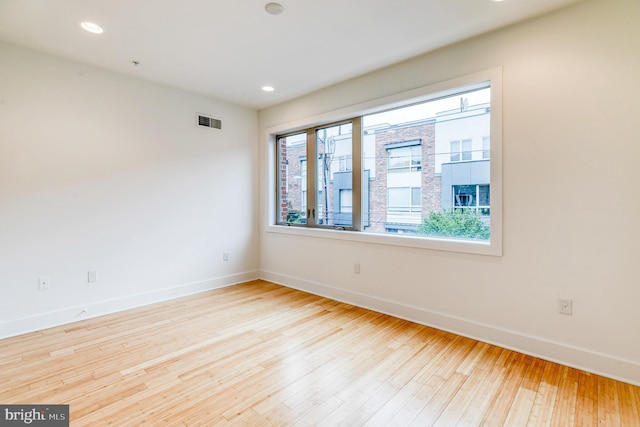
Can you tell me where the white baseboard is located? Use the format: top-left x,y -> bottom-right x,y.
0,270 -> 259,340
260,270 -> 640,386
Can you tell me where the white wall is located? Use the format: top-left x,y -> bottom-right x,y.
0,42 -> 259,337
259,0 -> 640,384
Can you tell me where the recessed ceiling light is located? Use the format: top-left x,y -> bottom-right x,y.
262,86 -> 275,92
80,22 -> 104,34
265,3 -> 284,15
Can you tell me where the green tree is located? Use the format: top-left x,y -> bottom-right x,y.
417,209 -> 490,240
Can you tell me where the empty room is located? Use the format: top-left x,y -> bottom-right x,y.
1,0 -> 639,425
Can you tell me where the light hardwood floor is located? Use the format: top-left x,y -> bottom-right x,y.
1,280 -> 639,426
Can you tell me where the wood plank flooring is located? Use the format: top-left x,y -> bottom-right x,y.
1,280 -> 639,426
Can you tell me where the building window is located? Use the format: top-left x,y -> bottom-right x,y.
388,187 -> 421,212
482,136 -> 490,159
338,155 -> 352,172
340,189 -> 353,213
388,145 -> 421,173
272,69 -> 502,255
453,184 -> 490,215
450,139 -> 472,162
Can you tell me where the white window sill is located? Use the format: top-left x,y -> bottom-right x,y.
266,224 -> 502,257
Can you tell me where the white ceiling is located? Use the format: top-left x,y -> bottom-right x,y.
0,0 -> 581,109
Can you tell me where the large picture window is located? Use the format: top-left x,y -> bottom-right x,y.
271,69 -> 502,255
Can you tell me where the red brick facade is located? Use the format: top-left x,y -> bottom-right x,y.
367,121 -> 439,233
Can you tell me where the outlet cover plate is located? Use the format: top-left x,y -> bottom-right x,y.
558,298 -> 573,315
38,277 -> 50,291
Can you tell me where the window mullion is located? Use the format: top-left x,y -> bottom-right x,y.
352,117 -> 362,231
306,129 -> 317,227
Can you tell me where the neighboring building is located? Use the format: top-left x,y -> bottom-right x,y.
278,99 -> 491,233
435,102 -> 491,219
364,120 -> 438,233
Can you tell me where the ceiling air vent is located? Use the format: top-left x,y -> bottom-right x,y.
197,114 -> 222,130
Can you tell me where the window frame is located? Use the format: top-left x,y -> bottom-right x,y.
266,68 -> 502,256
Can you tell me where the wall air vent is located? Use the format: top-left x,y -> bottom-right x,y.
197,114 -> 222,130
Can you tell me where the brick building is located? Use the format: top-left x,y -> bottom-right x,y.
364,120 -> 439,233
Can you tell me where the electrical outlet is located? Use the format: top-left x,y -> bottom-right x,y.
558,298 -> 573,315
223,252 -> 229,262
88,270 -> 97,283
354,263 -> 360,274
38,277 -> 50,291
